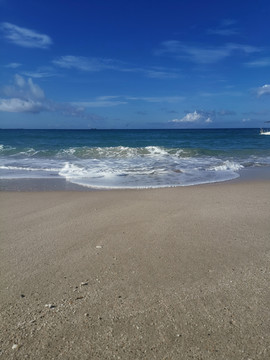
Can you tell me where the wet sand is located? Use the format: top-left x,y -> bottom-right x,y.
0,181 -> 270,359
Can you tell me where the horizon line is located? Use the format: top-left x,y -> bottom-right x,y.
0,127 -> 262,131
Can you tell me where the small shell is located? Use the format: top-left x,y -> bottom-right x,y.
45,304 -> 56,309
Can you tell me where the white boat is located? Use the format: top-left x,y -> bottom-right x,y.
260,128 -> 270,135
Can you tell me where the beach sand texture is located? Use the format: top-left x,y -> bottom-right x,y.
0,182 -> 270,359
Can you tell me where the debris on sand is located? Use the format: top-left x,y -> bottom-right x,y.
45,304 -> 56,309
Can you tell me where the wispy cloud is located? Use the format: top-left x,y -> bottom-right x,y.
199,90 -> 243,97
5,62 -> 22,68
256,84 -> 270,97
156,41 -> 260,64
245,57 -> 270,67
52,56 -> 118,71
21,66 -> 58,78
242,110 -> 268,116
0,75 -> 102,122
73,95 -> 185,108
136,111 -> 147,115
72,99 -> 128,108
53,55 -> 180,79
143,69 -> 179,79
21,71 -> 56,78
4,62 -> 57,78
220,19 -> 237,27
121,66 -> 180,79
207,19 -> 239,36
126,95 -> 185,103
1,22 -> 52,49
217,110 -> 236,116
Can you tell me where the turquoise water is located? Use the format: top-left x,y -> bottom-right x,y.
0,129 -> 269,188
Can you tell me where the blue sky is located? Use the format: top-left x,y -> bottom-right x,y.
1,0 -> 270,129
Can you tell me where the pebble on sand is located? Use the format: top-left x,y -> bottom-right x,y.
45,304 -> 56,309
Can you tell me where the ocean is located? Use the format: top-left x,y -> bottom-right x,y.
0,128 -> 269,189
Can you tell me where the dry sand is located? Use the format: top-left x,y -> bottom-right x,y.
0,181 -> 270,359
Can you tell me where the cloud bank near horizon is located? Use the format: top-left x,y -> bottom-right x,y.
0,75 -> 103,122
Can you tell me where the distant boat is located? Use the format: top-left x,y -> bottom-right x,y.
260,128 -> 270,135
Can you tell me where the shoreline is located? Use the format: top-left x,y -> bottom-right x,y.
1,180 -> 270,359
0,165 -> 270,192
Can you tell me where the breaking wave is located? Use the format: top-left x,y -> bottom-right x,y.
1,141 -> 270,188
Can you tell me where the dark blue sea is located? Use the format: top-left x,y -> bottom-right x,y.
0,129 -> 269,189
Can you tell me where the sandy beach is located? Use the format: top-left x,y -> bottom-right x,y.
1,181 -> 270,359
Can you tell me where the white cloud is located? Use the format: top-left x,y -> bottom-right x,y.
3,74 -> 45,100
170,110 -> 216,124
0,98 -> 44,113
27,78 -> 45,99
0,75 -> 103,121
0,75 -> 47,113
256,84 -> 270,97
14,73 -> 26,88
1,22 -> 52,49
171,111 -> 202,123
156,41 -> 260,64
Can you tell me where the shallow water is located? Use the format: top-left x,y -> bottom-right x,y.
0,129 -> 269,188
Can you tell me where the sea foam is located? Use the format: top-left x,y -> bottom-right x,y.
1,129 -> 270,188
